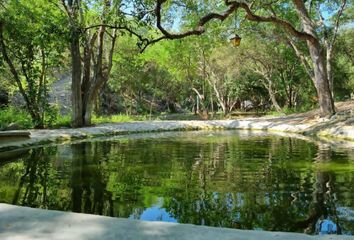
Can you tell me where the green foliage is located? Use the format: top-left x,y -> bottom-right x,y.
0,0 -> 67,128
92,114 -> 147,124
39,104 -> 71,128
0,106 -> 34,129
333,28 -> 354,100
50,114 -> 72,129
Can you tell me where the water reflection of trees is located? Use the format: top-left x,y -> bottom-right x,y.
1,135 -> 353,234
9,147 -> 66,209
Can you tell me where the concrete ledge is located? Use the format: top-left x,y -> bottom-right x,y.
0,131 -> 30,137
0,204 -> 352,240
0,119 -> 353,153
0,131 -> 30,145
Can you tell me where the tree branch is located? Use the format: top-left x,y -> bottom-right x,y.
287,37 -> 314,81
84,23 -> 166,53
330,0 -> 347,48
154,0 -> 315,44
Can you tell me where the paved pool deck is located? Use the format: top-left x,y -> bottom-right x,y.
0,204 -> 353,240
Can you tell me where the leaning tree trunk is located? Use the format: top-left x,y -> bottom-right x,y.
293,0 -> 335,117
307,40 -> 335,117
269,91 -> 283,113
262,77 -> 283,113
206,75 -> 227,115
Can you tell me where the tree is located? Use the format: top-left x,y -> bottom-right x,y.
203,46 -> 246,115
0,0 -> 66,128
61,0 -> 118,126
331,28 -> 354,99
151,0 -> 350,117
61,0 -> 163,126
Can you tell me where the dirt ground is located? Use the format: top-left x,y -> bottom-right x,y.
261,100 -> 354,126
294,100 -> 353,119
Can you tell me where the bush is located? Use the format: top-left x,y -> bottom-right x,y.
0,107 -> 34,130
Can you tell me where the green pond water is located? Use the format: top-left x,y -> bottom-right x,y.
0,130 -> 353,234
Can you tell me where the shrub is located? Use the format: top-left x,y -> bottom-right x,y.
0,107 -> 34,130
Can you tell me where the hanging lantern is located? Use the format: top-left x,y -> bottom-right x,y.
229,34 -> 242,47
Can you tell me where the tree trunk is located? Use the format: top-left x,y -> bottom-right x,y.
210,90 -> 214,114
83,98 -> 93,126
149,93 -> 155,120
270,92 -> 282,113
67,2 -> 113,127
307,40 -> 335,116
326,44 -> 334,97
265,82 -> 283,113
71,29 -> 83,127
293,0 -> 335,117
205,75 -> 227,115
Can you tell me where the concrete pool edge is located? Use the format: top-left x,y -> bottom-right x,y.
0,203 -> 353,240
0,119 -> 354,153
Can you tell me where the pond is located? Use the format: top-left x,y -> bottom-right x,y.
0,130 -> 353,235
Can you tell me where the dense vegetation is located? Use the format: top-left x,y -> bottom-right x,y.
0,0 -> 353,129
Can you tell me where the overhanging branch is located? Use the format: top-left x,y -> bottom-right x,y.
154,0 -> 316,43
84,24 -> 165,53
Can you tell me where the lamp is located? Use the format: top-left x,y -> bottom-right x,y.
229,34 -> 241,47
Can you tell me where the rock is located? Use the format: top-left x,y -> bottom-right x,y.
5,123 -> 20,130
0,88 -> 8,107
345,117 -> 354,125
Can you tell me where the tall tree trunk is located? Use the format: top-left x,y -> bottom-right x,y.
82,26 -> 105,126
326,44 -> 334,97
71,28 -> 83,127
205,73 -> 227,115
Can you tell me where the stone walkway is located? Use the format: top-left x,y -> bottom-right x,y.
0,204 -> 353,240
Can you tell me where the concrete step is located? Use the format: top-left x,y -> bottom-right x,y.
0,204 -> 352,240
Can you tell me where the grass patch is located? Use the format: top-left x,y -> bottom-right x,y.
0,107 -> 34,130
92,114 -> 148,124
0,107 -> 149,130
50,114 -> 148,128
50,114 -> 71,128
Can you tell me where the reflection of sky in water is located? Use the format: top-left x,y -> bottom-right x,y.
129,197 -> 177,223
